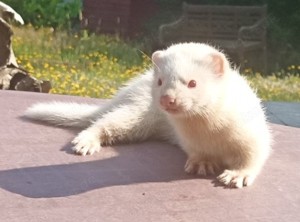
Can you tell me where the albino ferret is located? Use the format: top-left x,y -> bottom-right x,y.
25,43 -> 272,188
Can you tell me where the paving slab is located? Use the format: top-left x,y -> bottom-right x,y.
0,90 -> 300,222
264,101 -> 300,128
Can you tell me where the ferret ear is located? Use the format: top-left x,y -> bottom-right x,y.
209,52 -> 230,75
152,50 -> 164,66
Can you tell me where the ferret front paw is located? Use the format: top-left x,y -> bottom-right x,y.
185,159 -> 218,176
217,169 -> 256,188
71,130 -> 101,156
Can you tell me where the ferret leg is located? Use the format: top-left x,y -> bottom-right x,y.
217,169 -> 257,188
217,149 -> 268,188
72,105 -> 150,155
184,155 -> 219,176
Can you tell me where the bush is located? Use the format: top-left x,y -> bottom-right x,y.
2,0 -> 82,29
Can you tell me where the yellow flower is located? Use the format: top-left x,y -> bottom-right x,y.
70,68 -> 77,74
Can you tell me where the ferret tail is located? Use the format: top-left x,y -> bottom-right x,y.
24,102 -> 100,128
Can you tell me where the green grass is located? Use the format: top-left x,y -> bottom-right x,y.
12,26 -> 300,101
247,73 -> 300,101
13,26 -> 149,98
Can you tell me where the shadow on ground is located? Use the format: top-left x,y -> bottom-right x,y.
0,142 -> 208,198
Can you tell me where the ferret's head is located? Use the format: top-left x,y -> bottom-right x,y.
151,42 -> 231,118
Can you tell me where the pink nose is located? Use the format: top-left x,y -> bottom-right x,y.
160,95 -> 176,108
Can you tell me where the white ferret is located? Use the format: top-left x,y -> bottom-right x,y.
24,43 -> 272,188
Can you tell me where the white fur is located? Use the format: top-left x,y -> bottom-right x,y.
24,43 -> 272,188
24,102 -> 99,127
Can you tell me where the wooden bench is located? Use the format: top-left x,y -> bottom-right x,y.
159,3 -> 267,73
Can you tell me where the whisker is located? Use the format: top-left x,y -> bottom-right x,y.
137,48 -> 161,71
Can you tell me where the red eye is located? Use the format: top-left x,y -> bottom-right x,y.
188,80 -> 197,88
158,78 -> 162,86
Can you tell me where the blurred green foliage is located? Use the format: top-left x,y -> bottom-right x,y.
2,0 -> 82,29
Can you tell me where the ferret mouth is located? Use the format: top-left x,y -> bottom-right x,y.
164,107 -> 181,115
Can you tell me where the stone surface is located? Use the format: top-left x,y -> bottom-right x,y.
264,101 -> 300,128
0,90 -> 299,222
